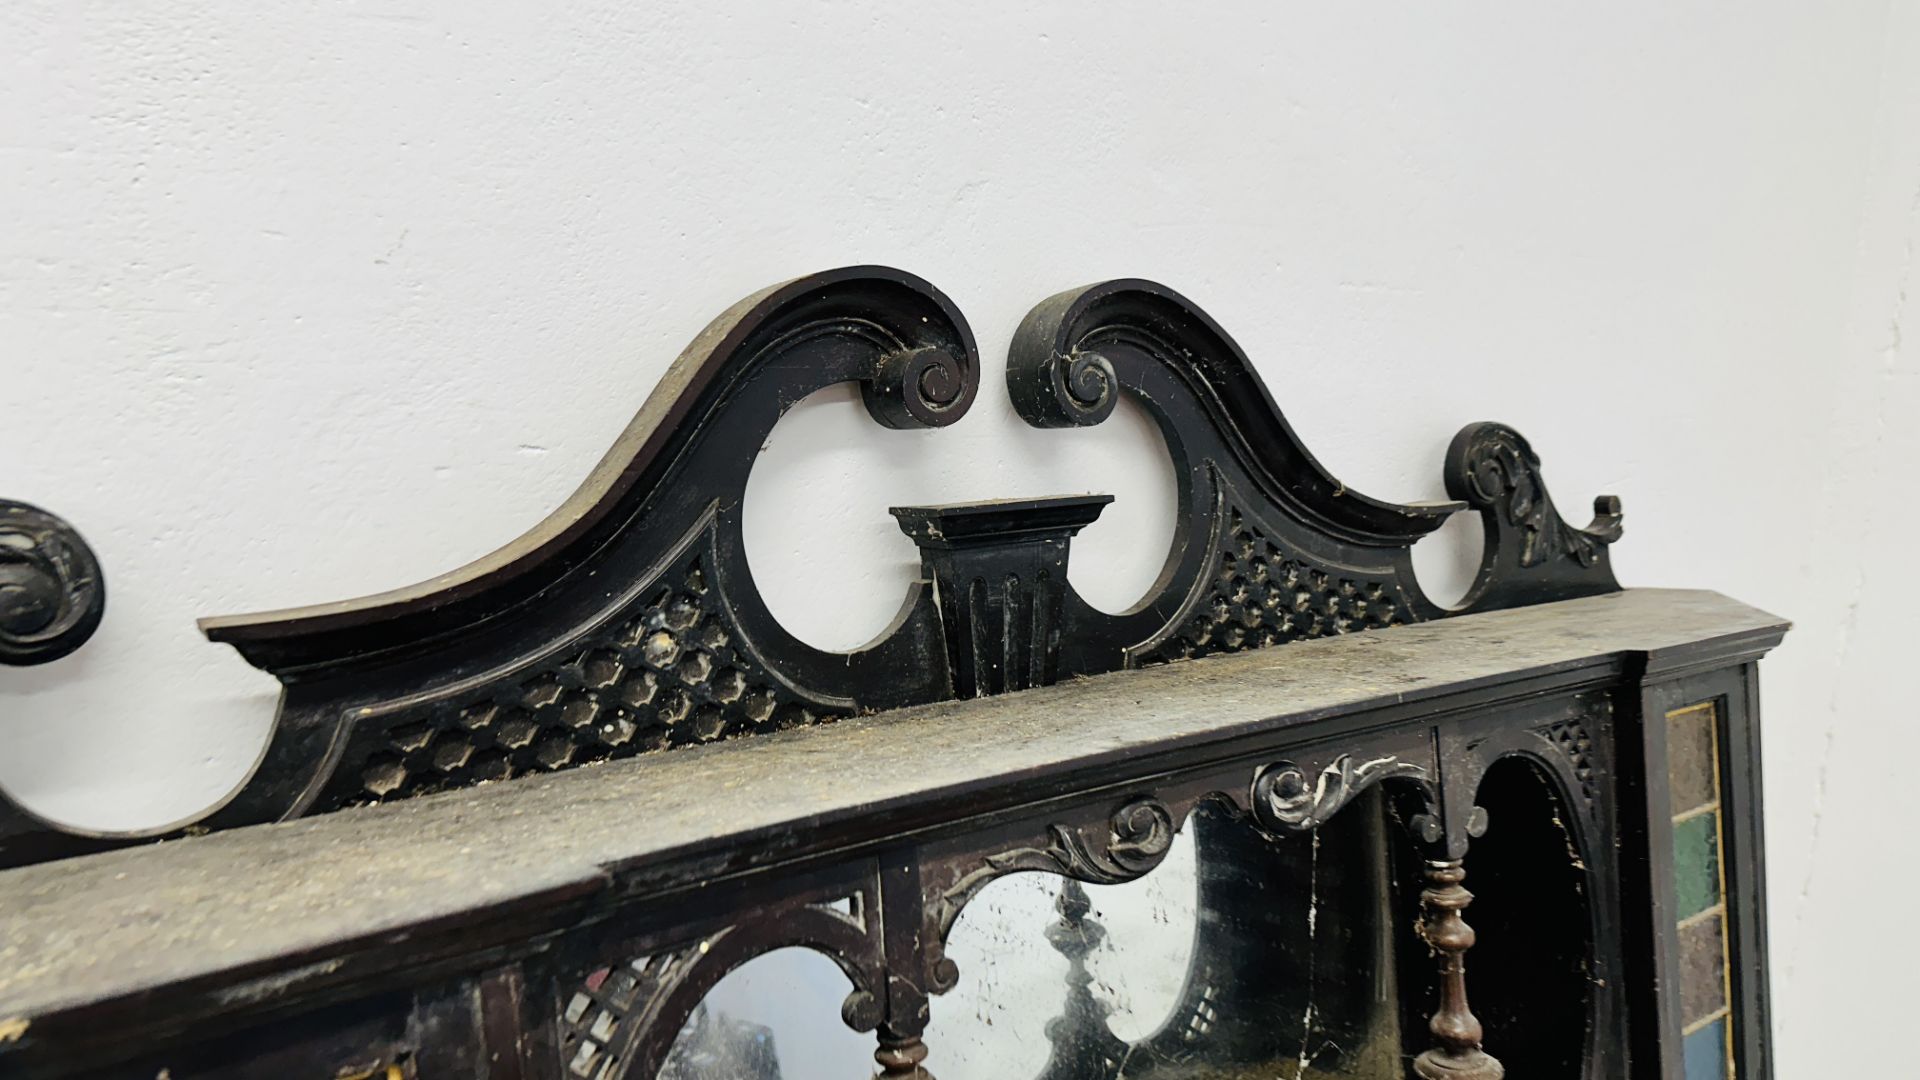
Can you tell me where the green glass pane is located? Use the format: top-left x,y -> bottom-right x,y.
1673,811 -> 1722,919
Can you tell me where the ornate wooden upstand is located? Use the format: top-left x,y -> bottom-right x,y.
0,267 -> 1785,1078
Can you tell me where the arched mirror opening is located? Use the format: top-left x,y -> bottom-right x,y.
930,792 -> 1417,1080
927,817 -> 1198,1079
656,947 -> 872,1080
741,385 -> 1179,652
1390,758 -> 1593,1080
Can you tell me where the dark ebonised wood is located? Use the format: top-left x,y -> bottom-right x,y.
0,269 -> 1776,1080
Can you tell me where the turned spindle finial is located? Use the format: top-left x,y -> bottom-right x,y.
1412,859 -> 1504,1080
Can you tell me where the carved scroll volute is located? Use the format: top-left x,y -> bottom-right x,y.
202,266 -> 980,674
1005,279 -> 1468,676
1445,421 -> 1623,615
0,268 -> 985,869
1008,279 -> 1461,549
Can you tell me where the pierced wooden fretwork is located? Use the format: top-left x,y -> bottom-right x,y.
559,947 -> 708,1080
1542,717 -> 1601,810
1135,500 -> 1414,665
330,523 -> 849,810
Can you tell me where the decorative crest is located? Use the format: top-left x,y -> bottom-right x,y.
0,269 -> 1622,868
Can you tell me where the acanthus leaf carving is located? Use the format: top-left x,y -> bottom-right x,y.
1251,754 -> 1429,832
932,796 -> 1176,944
1445,421 -> 1623,614
924,797 -> 1175,997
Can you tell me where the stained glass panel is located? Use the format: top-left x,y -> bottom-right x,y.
1668,703 -> 1734,1080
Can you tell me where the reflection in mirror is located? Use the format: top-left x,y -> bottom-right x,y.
928,815 -> 1199,1077
651,782 -> 1586,1079
933,791 -> 1410,1079
658,946 -> 870,1080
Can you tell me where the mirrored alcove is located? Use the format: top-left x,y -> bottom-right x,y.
656,947 -> 872,1080
922,810 -> 1200,1078
644,769 -> 1596,1080
929,793 -> 1411,1080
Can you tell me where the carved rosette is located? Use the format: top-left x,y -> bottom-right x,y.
865,342 -> 979,429
0,500 -> 105,666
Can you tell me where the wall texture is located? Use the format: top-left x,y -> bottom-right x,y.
5,3 -> 1915,1073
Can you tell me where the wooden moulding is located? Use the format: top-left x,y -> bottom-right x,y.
0,589 -> 1784,1070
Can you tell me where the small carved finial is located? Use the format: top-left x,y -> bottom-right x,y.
1412,860 -> 1504,1080
891,495 -> 1113,698
1444,421 -> 1622,613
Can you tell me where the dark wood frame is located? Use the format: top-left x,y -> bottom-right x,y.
1626,660 -> 1776,1080
0,268 -> 1785,1080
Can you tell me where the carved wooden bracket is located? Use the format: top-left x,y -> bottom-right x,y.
0,267 -> 1624,869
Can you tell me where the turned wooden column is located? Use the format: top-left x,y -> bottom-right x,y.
1412,859 -> 1504,1080
874,1029 -> 933,1079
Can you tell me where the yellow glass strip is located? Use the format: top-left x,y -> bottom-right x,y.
1683,1005 -> 1731,1037
1673,799 -> 1721,826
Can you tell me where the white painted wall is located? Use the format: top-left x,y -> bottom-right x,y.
5,3 -> 1915,1074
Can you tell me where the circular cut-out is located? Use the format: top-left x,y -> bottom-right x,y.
742,384 -> 1179,652
1412,506 -> 1485,611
